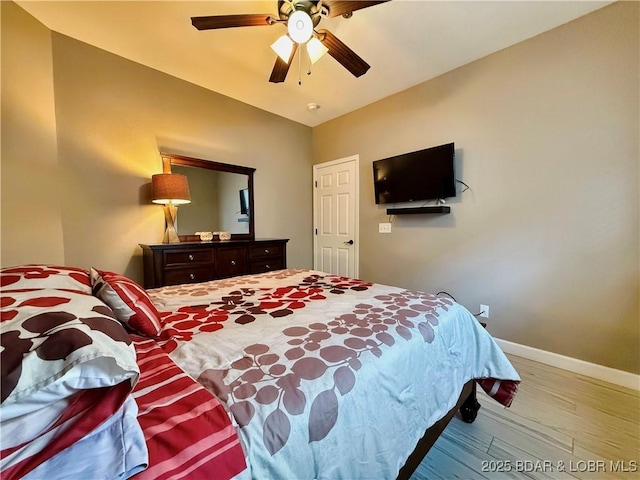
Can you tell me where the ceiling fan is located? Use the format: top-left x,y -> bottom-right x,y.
191,0 -> 390,83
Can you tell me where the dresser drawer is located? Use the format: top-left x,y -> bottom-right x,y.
216,248 -> 248,278
163,249 -> 214,266
140,240 -> 288,289
163,266 -> 216,286
249,244 -> 283,259
249,258 -> 284,274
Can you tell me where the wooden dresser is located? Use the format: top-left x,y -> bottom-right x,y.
140,239 -> 288,289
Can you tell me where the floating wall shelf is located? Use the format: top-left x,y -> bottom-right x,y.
386,206 -> 451,215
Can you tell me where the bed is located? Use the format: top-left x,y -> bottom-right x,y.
1,265 -> 519,479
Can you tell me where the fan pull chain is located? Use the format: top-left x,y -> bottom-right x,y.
298,46 -> 302,85
297,42 -> 314,85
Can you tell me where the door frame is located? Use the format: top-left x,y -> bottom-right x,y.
312,155 -> 360,278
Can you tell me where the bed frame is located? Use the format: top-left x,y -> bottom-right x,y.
397,380 -> 479,479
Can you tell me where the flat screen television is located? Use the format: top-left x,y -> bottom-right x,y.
239,188 -> 249,215
372,142 -> 456,204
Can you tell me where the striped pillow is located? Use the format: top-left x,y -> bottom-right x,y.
91,268 -> 162,337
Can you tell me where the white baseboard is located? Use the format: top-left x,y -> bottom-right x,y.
495,338 -> 640,391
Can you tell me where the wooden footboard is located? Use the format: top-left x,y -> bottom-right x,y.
397,380 -> 475,480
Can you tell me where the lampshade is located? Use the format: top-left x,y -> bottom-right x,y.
288,10 -> 313,44
152,173 -> 191,205
307,37 -> 328,64
271,34 -> 295,62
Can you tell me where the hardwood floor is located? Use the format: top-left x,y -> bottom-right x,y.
412,354 -> 640,479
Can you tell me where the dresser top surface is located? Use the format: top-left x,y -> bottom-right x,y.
140,238 -> 289,250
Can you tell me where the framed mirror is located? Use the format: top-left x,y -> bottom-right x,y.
161,153 -> 255,241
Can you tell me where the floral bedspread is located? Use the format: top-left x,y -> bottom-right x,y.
149,269 -> 520,480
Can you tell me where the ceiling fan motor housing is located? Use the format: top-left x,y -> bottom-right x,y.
278,0 -> 323,27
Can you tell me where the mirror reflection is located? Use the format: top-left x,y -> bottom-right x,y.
171,165 -> 249,236
160,152 -> 255,241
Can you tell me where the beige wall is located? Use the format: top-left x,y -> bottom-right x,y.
1,2 -> 314,282
1,2 -> 65,264
313,2 -> 639,374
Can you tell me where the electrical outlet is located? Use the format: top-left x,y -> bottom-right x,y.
480,304 -> 490,318
379,223 -> 392,233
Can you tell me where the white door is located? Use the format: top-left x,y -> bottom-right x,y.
313,155 -> 359,277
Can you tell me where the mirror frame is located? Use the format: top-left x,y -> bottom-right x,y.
160,152 -> 256,241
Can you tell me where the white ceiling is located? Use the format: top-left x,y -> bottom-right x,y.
16,0 -> 611,127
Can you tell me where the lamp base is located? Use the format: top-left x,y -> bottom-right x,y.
162,204 -> 180,244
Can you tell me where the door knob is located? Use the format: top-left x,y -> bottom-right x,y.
344,240 -> 354,245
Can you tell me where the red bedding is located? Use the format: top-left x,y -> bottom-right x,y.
0,383 -> 132,480
1,265 -> 519,479
130,336 -> 246,480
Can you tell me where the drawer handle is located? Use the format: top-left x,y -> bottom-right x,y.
189,273 -> 195,280
264,249 -> 270,254
265,264 -> 270,269
188,254 -> 195,261
231,260 -> 236,266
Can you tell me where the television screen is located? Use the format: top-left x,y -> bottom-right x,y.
373,142 -> 455,204
239,188 -> 249,215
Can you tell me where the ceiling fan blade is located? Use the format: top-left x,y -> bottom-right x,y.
269,43 -> 299,83
318,29 -> 370,78
321,1 -> 390,18
191,14 -> 274,30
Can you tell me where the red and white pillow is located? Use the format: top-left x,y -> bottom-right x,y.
0,265 -> 91,294
0,288 -> 138,406
90,268 -> 162,337
0,287 -> 140,478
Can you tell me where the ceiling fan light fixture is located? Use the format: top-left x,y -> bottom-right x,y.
307,37 -> 328,64
287,10 -> 313,44
271,34 -> 294,62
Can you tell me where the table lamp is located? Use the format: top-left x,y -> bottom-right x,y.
152,173 -> 191,243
